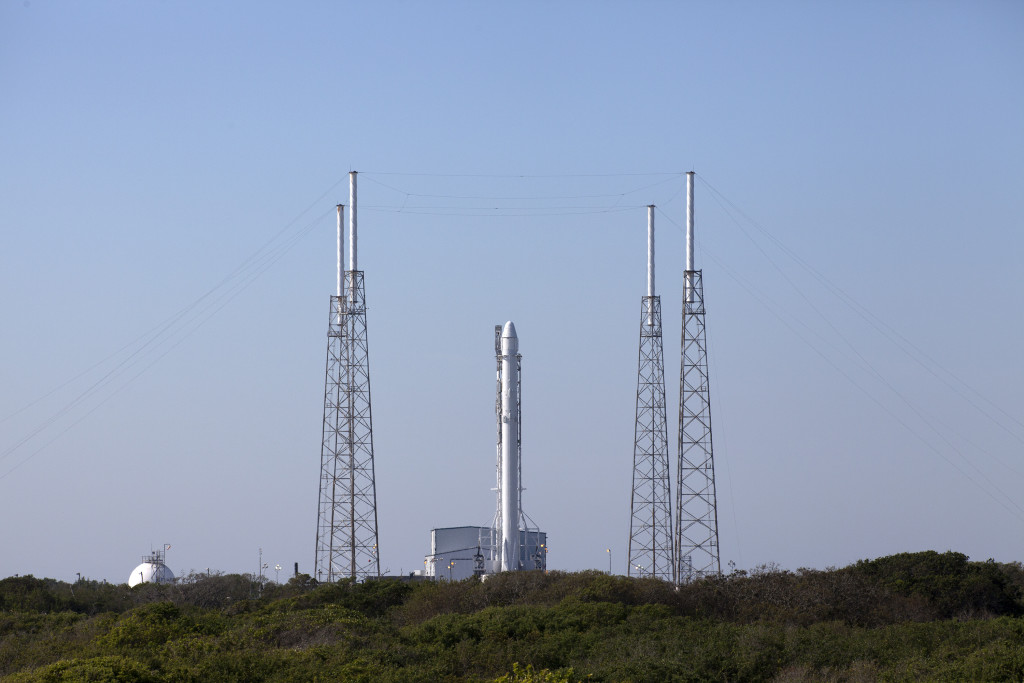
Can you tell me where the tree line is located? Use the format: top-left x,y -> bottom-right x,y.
1,551 -> 1022,681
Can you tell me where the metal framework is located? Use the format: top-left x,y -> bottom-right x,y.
628,295 -> 674,580
675,269 -> 721,582
315,271 -> 380,582
492,325 -> 545,572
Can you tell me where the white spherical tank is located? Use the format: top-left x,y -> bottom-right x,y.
128,550 -> 174,587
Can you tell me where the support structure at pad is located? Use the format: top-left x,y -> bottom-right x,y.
628,206 -> 674,581
675,173 -> 720,583
315,175 -> 381,582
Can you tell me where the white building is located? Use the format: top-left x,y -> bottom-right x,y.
423,526 -> 547,581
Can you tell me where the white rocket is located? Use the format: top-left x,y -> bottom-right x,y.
498,320 -> 521,571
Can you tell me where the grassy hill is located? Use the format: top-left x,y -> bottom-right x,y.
2,551 -> 1022,682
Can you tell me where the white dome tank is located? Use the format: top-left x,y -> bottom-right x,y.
128,550 -> 175,587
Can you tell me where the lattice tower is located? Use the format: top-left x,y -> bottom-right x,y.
675,268 -> 721,582
315,272 -> 380,581
628,294 -> 674,580
315,183 -> 380,583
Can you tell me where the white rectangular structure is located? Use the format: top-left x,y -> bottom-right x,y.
424,526 -> 547,581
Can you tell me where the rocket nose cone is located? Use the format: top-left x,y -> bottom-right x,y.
502,321 -> 517,339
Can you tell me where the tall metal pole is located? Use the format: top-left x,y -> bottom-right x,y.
336,205 -> 344,299
348,326 -> 357,579
349,172 -> 358,273
676,172 -> 721,583
349,172 -> 358,306
346,175 -> 357,578
685,172 -> 695,304
493,326 -> 504,568
315,170 -> 380,583
647,205 -> 655,326
648,205 -> 655,298
629,206 -> 673,581
686,173 -> 694,273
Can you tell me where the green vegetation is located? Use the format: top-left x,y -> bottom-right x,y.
1,552 -> 1022,681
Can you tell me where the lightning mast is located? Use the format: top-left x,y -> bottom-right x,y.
315,171 -> 381,582
675,171 -> 721,582
628,206 -> 674,580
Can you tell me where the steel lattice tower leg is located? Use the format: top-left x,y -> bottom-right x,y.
315,271 -> 380,582
675,269 -> 721,582
628,295 -> 674,581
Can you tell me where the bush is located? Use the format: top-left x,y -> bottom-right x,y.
6,655 -> 161,682
4,552 -> 1024,681
851,551 -> 1023,619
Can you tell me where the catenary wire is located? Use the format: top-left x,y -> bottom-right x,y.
0,196 -> 336,474
697,188 -> 1024,496
704,187 -> 1024,493
359,171 -> 684,178
697,175 -> 1024,443
361,173 -> 680,201
656,204 -> 1024,522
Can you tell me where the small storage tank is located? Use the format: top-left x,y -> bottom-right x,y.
128,549 -> 174,587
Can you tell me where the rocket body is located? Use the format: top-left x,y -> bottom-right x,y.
499,321 -> 521,571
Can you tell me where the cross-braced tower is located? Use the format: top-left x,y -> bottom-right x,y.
675,172 -> 721,583
628,206 -> 674,581
315,172 -> 381,582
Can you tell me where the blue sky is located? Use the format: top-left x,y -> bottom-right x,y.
1,1 -> 1022,582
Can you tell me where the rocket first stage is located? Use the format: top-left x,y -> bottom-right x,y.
420,321 -> 545,580
499,321 -> 521,571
